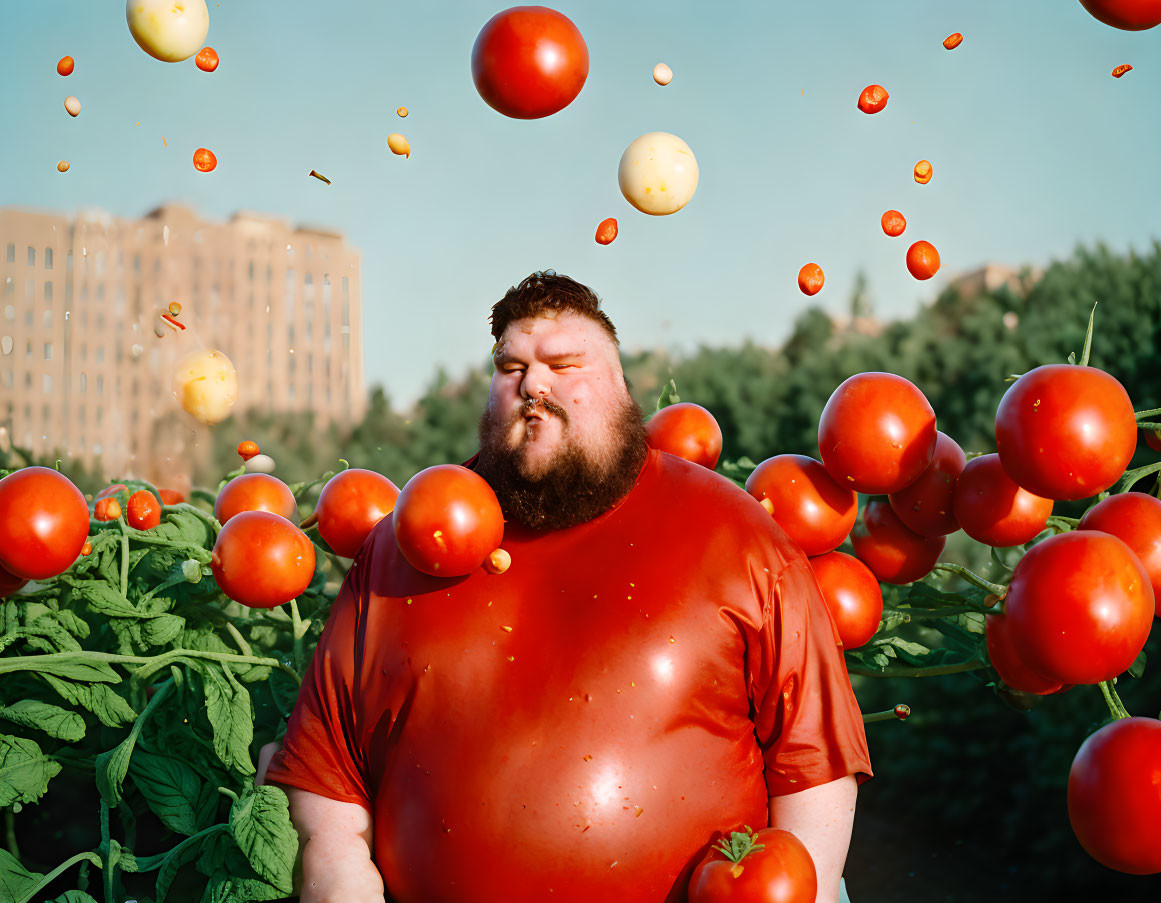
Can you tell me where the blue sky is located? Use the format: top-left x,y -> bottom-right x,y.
2,1 -> 1160,408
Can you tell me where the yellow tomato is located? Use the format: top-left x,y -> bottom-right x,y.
126,0 -> 210,63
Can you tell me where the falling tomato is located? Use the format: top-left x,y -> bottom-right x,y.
798,262 -> 825,296
57,55 -> 74,76
594,217 -> 618,245
471,6 -> 589,119
195,46 -> 219,72
1079,0 -> 1161,30
906,240 -> 941,280
881,210 -> 906,237
1112,63 -> 1133,77
857,84 -> 889,114
57,161 -> 70,173
193,147 -> 217,172
943,32 -> 964,49
914,159 -> 933,184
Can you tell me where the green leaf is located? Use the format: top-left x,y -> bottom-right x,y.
202,667 -> 256,775
130,750 -> 219,836
0,652 -> 122,684
0,700 -> 86,742
1128,649 -> 1147,679
141,614 -> 186,648
0,733 -> 62,806
41,676 -> 138,727
267,670 -> 299,719
95,735 -> 137,807
228,785 -> 298,894
51,890 -> 100,903
1079,301 -> 1098,367
71,579 -> 142,618
654,377 -> 680,411
204,874 -> 286,903
0,848 -> 43,903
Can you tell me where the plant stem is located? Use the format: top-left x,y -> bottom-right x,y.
847,659 -> 989,679
118,521 -> 129,599
930,563 -> 1007,597
0,648 -> 301,686
1134,407 -> 1161,420
224,621 -> 253,657
885,605 -> 997,623
1098,680 -> 1131,720
14,850 -> 104,903
290,597 -> 306,675
4,806 -> 17,859
863,707 -> 909,723
217,786 -> 240,802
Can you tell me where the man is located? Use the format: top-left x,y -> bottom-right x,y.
263,271 -> 872,903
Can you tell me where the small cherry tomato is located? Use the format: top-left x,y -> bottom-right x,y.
595,217 -> 618,245
158,488 -> 186,505
80,541 -> 92,557
57,56 -> 75,76
887,431 -> 966,537
851,500 -> 945,585
193,147 -> 217,172
906,240 -> 941,280
797,262 -> 825,296
913,159 -> 933,184
943,33 -> 964,50
645,403 -> 723,469
689,825 -> 817,903
808,550 -> 883,649
195,46 -> 219,71
952,453 -> 1053,547
237,440 -> 260,461
95,497 -> 122,521
126,490 -> 162,530
1145,429 -> 1161,453
57,161 -> 70,173
857,84 -> 889,114
881,209 -> 906,237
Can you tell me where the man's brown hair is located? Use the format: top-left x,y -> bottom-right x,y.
489,270 -> 619,345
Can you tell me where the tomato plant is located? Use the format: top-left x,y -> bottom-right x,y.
689,825 -> 817,903
0,466 -> 90,580
1078,491 -> 1161,616
646,402 -> 723,469
313,468 -> 400,559
1079,0 -> 1161,30
211,510 -> 317,608
393,464 -> 505,576
745,454 -> 856,556
1144,428 -> 1161,453
887,430 -> 965,537
995,364 -> 1137,500
1068,717 -> 1161,875
952,453 -> 1053,547
213,472 -> 298,525
850,500 -> 945,585
809,551 -> 883,649
818,372 -> 937,494
1004,531 -> 1153,685
471,6 -> 589,119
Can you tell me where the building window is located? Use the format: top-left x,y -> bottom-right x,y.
25,311 -> 32,328
94,443 -> 102,455
43,311 -> 52,329
27,246 -> 35,267
0,336 -> 10,355
66,250 -> 73,270
133,254 -> 140,273
96,375 -> 103,395
97,347 -> 105,363
5,243 -> 13,263
44,281 -> 53,303
25,340 -> 31,357
43,374 -> 52,393
97,284 -> 105,302
3,305 -> 13,321
44,342 -> 52,359
44,248 -> 54,270
4,279 -> 12,298
79,372 -> 86,393
1,370 -> 11,388
25,281 -> 33,302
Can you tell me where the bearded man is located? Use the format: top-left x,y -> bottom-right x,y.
263,271 -> 872,903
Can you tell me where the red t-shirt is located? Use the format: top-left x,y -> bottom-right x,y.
265,446 -> 872,902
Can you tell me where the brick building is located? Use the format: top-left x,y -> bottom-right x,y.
0,203 -> 365,488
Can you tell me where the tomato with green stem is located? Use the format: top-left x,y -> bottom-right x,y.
0,466 -> 90,580
211,511 -> 316,608
688,825 -> 817,903
647,402 -> 723,470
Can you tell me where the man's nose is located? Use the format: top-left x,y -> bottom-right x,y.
520,364 -> 551,400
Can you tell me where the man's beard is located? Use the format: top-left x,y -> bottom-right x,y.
475,394 -> 649,531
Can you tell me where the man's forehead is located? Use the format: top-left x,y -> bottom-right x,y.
495,313 -> 613,355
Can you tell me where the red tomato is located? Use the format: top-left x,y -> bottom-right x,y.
797,263 -> 824,296
0,562 -> 29,599
818,372 -> 937,494
646,403 -> 723,470
984,613 -> 1064,695
745,455 -> 856,556
315,468 -> 401,559
158,488 -> 185,505
689,826 -> 817,903
214,473 -> 298,526
594,217 -> 618,245
0,467 -> 90,580
887,431 -> 965,537
808,551 -> 883,649
952,453 -> 1053,547
1079,492 -> 1161,617
195,46 -> 219,71
126,490 -> 162,531
1069,717 -> 1161,875
94,498 -> 121,521
393,465 -> 505,577
1079,0 -> 1161,30
57,55 -> 74,76
1144,429 -> 1161,453
471,6 -> 589,119
211,511 -> 316,608
881,210 -> 906,237
1005,531 -> 1153,685
995,364 -> 1136,500
905,240 -> 941,280
193,147 -> 217,173
857,84 -> 889,114
851,500 -> 945,585
237,440 -> 260,461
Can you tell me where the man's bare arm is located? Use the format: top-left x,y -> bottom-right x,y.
768,774 -> 858,903
269,783 -> 386,903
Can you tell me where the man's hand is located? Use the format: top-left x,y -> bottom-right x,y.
268,781 -> 386,903
768,774 -> 858,903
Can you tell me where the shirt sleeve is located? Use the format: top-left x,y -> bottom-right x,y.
263,551 -> 374,812
749,542 -> 874,798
